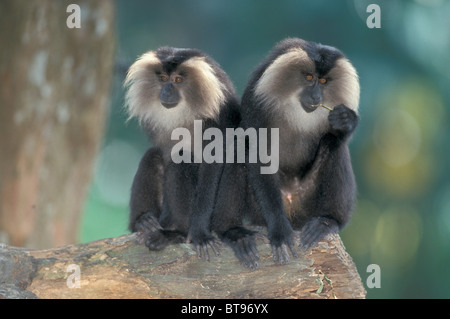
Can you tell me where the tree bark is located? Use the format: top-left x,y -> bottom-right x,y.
0,232 -> 366,299
0,0 -> 115,248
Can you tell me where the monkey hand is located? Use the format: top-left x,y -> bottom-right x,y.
145,230 -> 186,251
328,104 -> 358,138
187,230 -> 221,262
268,219 -> 299,264
134,212 -> 162,245
298,216 -> 339,251
221,227 -> 260,270
270,234 -> 299,265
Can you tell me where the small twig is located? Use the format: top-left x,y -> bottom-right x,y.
311,104 -> 333,111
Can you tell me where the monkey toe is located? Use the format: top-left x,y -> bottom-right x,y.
299,217 -> 339,251
269,229 -> 298,264
134,212 -> 162,234
234,237 -> 259,269
145,231 -> 168,251
221,227 -> 259,269
194,239 -> 221,262
135,232 -> 148,245
188,230 -> 221,262
272,244 -> 289,264
271,241 -> 298,265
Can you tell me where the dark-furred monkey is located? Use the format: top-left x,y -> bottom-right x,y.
211,38 -> 360,267
125,47 -> 251,260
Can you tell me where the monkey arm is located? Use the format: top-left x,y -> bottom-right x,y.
129,147 -> 164,235
187,162 -> 225,261
297,105 -> 358,250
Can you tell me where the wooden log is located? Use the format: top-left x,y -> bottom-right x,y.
0,232 -> 366,299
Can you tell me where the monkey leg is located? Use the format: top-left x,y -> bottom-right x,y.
142,162 -> 196,251
128,147 -> 164,234
211,164 -> 261,269
296,130 -> 356,250
188,162 -> 224,262
246,163 -> 299,264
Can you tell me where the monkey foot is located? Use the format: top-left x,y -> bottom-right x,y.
192,239 -> 221,262
271,241 -> 298,265
136,212 -> 163,232
221,227 -> 259,270
134,212 -> 163,244
298,216 -> 339,251
145,230 -> 186,251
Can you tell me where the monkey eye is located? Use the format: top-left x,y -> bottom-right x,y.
319,78 -> 327,84
174,76 -> 183,83
159,75 -> 169,82
305,74 -> 313,81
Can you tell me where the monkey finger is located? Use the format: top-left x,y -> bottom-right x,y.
299,232 -> 320,251
248,240 -> 260,262
242,240 -> 259,268
135,213 -> 162,233
195,244 -> 210,262
202,245 -> 210,262
300,226 -> 327,251
237,240 -> 258,269
146,217 -> 163,231
271,245 -> 279,262
146,232 -> 167,251
134,231 -> 146,245
298,227 -> 315,250
279,245 -> 290,264
275,247 -> 283,263
208,241 -> 221,257
234,242 -> 250,268
288,241 -> 299,258
195,244 -> 203,259
272,245 -> 289,264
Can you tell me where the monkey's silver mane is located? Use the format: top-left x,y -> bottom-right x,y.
253,45 -> 359,133
124,51 -> 230,134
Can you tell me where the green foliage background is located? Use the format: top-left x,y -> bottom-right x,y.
80,0 -> 450,298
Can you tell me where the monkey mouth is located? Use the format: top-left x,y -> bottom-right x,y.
161,101 -> 179,109
299,95 -> 319,113
301,102 -> 317,113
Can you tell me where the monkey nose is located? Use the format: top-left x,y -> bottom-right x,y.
160,83 -> 180,108
311,95 -> 322,105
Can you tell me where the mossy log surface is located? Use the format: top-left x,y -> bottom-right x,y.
0,232 -> 366,299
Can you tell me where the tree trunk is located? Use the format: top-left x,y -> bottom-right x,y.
0,232 -> 366,299
0,0 -> 115,248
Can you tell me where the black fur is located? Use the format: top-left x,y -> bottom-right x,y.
302,42 -> 343,77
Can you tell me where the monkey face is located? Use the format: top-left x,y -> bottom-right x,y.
157,73 -> 183,108
299,74 -> 327,113
250,38 -> 359,132
124,47 -> 235,133
254,39 -> 359,117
